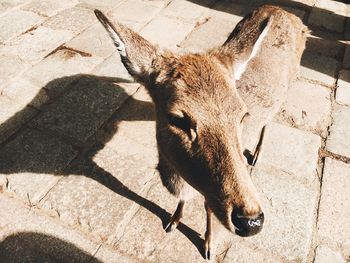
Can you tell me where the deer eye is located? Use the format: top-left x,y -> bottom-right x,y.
167,113 -> 191,131
240,112 -> 250,124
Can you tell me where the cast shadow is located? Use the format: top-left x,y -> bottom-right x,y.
0,74 -> 205,258
0,232 -> 101,263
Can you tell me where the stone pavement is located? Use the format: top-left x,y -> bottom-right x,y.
0,0 -> 349,262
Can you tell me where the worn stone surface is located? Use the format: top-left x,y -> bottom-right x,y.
314,245 -> 346,263
326,104 -> 350,158
343,45 -> 350,69
308,6 -> 345,33
40,139 -> 156,242
256,122 -> 321,184
0,194 -> 103,262
300,51 -> 338,86
43,7 -> 96,34
0,53 -> 30,87
275,78 -> 332,137
0,26 -> 73,65
108,0 -> 167,31
336,70 -> 350,106
0,128 -> 77,204
1,79 -> 51,109
22,0 -> 79,17
179,15 -> 241,53
23,48 -> 103,92
161,0 -> 213,20
32,76 -> 137,144
77,0 -> 125,11
0,9 -> 43,43
65,23 -> 115,59
246,166 -> 318,262
317,158 -> 350,248
140,16 -> 195,49
0,96 -> 37,144
305,35 -> 346,60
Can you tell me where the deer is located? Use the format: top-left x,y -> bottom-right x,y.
94,5 -> 306,260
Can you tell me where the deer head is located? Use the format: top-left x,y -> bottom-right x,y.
95,9 -> 271,236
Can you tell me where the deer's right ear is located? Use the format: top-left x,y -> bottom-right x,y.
94,9 -> 159,83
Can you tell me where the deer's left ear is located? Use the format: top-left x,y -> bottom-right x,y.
211,15 -> 272,80
94,9 -> 159,83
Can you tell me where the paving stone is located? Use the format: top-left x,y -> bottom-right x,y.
0,26 -> 73,65
326,104 -> 350,158
43,7 -> 96,34
244,166 -> 318,262
0,0 -> 29,14
22,0 -> 79,17
313,0 -> 348,16
306,35 -> 345,60
0,96 -> 37,144
93,244 -> 135,263
40,139 -> 156,242
0,53 -> 30,86
33,76 -> 137,144
140,16 -> 196,49
23,48 -> 103,92
336,70 -> 350,106
317,158 -> 350,248
300,51 -> 338,86
0,9 -> 43,43
65,23 -> 115,59
161,0 -> 213,21
218,240 -> 283,263
0,128 -> 77,204
275,78 -> 332,137
308,7 -> 345,33
256,122 -> 321,183
1,79 -> 51,109
92,51 -> 134,82
343,45 -> 350,69
114,178 -> 209,263
179,15 -> 242,53
103,88 -> 156,149
77,0 -> 125,12
210,1 -> 251,21
108,0 -> 168,31
314,245 -> 346,263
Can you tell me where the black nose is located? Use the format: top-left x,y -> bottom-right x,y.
232,210 -> 264,237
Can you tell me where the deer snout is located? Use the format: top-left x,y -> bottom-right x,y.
231,208 -> 264,237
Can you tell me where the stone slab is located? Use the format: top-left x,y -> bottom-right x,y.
0,9 -> 43,43
256,122 -> 321,184
245,166 -> 318,262
343,45 -> 350,69
1,78 -> 51,110
0,194 -> 102,262
0,26 -> 73,65
40,139 -> 156,242
0,96 -> 37,144
161,0 -> 213,20
32,76 -> 137,144
305,35 -> 345,60
43,7 -> 96,34
77,0 -> 125,12
308,7 -> 345,33
0,53 -> 30,87
0,128 -> 78,204
23,48 -> 103,93
108,0 -> 167,31
300,51 -> 338,86
179,15 -> 242,53
65,23 -> 115,59
22,0 -> 79,17
336,70 -> 350,106
317,158 -> 350,248
275,78 -> 332,137
314,245 -> 346,263
140,16 -> 196,49
326,104 -> 350,158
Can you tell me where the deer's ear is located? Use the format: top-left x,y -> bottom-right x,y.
212,16 -> 272,80
94,9 -> 158,83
